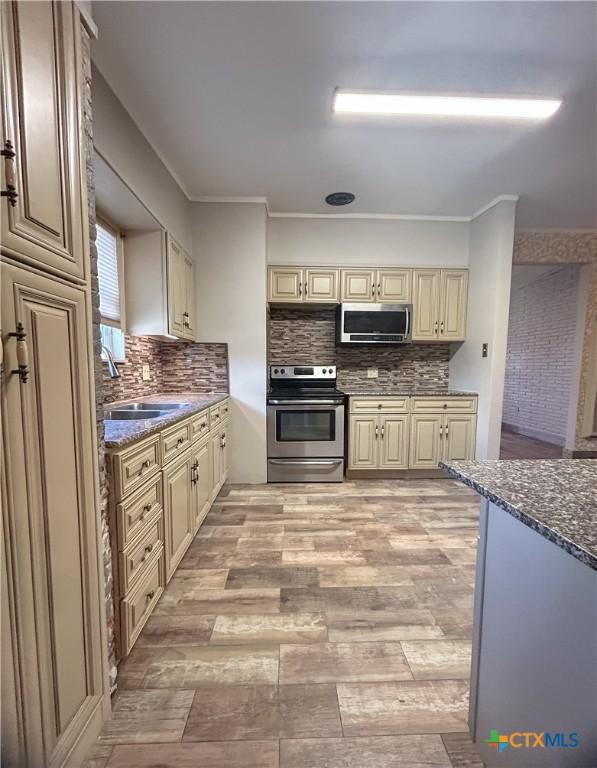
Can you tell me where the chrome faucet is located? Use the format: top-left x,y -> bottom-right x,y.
101,345 -> 121,379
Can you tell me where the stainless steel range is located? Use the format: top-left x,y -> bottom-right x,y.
267,365 -> 345,483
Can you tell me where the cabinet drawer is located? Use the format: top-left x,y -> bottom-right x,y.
209,404 -> 223,427
161,420 -> 191,464
117,474 -> 162,549
219,399 -> 231,422
350,397 -> 409,414
119,515 -> 163,595
120,552 -> 164,657
113,436 -> 160,500
190,409 -> 210,443
411,397 -> 477,414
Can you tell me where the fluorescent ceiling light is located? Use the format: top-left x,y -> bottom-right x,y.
333,91 -> 562,120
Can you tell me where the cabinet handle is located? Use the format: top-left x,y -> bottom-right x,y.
298,282 -> 302,297
381,425 -> 385,439
371,283 -> 375,297
434,320 -> 439,334
1,140 -> 18,207
146,590 -> 155,601
440,321 -> 444,334
439,425 -> 443,438
375,425 -> 379,439
9,322 -> 29,383
142,544 -> 154,562
140,459 -> 151,474
445,426 -> 449,438
177,437 -> 185,446
377,282 -> 381,296
377,404 -> 382,410
143,503 -> 152,513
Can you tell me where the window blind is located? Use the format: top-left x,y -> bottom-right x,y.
97,220 -> 121,326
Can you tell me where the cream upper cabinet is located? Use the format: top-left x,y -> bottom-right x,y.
348,415 -> 378,469
412,268 -> 468,342
162,451 -> 194,582
304,268 -> 339,303
376,269 -> 412,303
1,262 -> 106,766
440,270 -> 468,340
341,269 -> 376,302
378,415 -> 409,469
192,439 -> 211,533
412,270 -> 441,340
409,414 -> 443,469
125,230 -> 195,340
268,267 -> 303,302
1,1 -> 87,282
442,414 -> 476,462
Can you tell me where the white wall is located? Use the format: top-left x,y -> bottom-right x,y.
503,266 -> 581,446
450,199 -> 517,459
267,217 -> 469,266
91,66 -> 192,251
192,203 -> 268,483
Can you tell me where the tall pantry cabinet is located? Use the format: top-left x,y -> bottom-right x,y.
1,2 -> 109,767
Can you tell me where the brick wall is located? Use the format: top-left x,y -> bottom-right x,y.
503,266 -> 581,445
268,307 -> 450,391
103,335 -> 229,402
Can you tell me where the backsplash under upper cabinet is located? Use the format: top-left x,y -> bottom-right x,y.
268,307 -> 450,391
103,335 -> 228,402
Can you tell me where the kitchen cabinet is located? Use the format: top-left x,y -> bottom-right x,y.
409,411 -> 476,468
348,414 -> 409,470
1,261 -> 107,766
1,1 -> 87,283
341,268 -> 412,303
125,230 -> 195,340
192,437 -> 211,533
412,269 -> 468,341
163,450 -> 194,582
268,266 -> 339,303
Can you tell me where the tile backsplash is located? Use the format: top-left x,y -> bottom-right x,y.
268,307 -> 450,391
103,334 -> 228,402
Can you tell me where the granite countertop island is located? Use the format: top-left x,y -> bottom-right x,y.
440,458 -> 597,571
343,389 -> 477,397
104,392 -> 229,449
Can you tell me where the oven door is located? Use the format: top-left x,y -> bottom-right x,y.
267,401 -> 344,458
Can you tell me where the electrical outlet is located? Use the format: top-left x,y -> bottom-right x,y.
367,368 -> 379,379
142,364 -> 151,381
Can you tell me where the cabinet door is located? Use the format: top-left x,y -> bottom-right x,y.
304,268 -> 339,303
163,451 -> 193,582
341,269 -> 376,302
379,415 -> 409,469
442,414 -> 476,462
376,269 -> 412,303
412,270 -> 440,340
440,269 -> 468,341
1,2 -> 86,282
166,235 -> 187,338
268,267 -> 303,302
409,414 -> 442,469
192,439 -> 211,533
1,262 -> 106,766
220,426 -> 230,484
210,431 -> 222,500
183,250 -> 196,340
348,415 -> 379,469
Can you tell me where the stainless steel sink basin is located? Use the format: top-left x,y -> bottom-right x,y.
105,409 -> 164,420
111,402 -> 188,411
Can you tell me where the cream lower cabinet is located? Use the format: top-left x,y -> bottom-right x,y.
1,262 -> 107,766
210,421 -> 230,499
409,412 -> 477,468
163,449 -> 194,582
192,437 -> 211,533
348,414 -> 409,470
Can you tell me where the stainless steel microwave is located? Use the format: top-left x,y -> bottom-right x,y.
336,303 -> 412,344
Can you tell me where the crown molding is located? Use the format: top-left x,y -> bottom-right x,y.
470,194 -> 519,220
266,211 -> 470,222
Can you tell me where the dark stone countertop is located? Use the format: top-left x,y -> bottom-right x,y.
440,459 -> 597,571
343,389 -> 478,397
104,392 -> 229,450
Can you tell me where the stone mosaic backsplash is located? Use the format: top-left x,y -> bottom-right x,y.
268,307 -> 450,391
103,334 -> 228,402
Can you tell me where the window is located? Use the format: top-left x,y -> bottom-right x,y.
97,216 -> 126,362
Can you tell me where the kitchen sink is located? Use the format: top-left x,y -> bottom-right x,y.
110,402 -> 188,411
105,409 -> 164,420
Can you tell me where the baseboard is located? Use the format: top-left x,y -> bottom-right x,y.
562,448 -> 597,458
345,469 -> 448,480
502,423 -> 564,447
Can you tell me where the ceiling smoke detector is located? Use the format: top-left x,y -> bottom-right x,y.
325,192 -> 355,206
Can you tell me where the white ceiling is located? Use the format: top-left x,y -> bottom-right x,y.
92,1 -> 597,228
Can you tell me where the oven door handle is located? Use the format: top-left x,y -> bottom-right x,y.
268,399 -> 341,405
268,459 -> 343,466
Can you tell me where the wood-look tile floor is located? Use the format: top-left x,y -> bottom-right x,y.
500,428 -> 563,459
86,480 -> 485,768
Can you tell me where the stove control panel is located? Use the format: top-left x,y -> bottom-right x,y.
270,365 -> 336,379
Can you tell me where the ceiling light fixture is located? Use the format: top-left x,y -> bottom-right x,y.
333,90 -> 562,120
325,192 -> 355,206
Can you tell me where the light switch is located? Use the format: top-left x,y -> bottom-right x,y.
367,368 -> 379,379
142,364 -> 151,381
